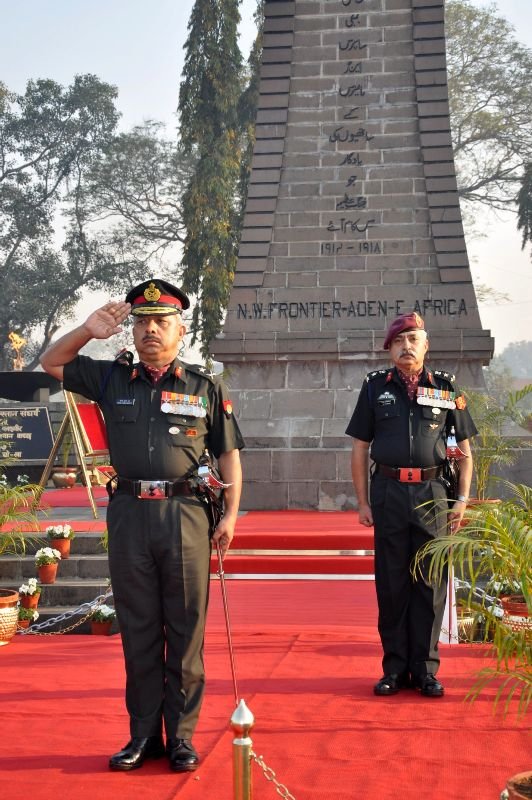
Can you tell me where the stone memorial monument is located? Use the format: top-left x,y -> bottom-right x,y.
212,0 -> 493,510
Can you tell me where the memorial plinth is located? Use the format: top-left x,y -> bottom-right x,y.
0,371 -> 62,403
212,0 -> 494,510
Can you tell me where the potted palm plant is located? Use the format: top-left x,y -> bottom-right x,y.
414,480 -> 531,715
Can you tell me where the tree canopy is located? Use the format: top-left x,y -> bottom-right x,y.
178,0 -> 245,357
446,0 -> 532,211
0,78 -> 188,370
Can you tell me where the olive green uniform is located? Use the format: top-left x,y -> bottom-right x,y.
63,355 -> 244,739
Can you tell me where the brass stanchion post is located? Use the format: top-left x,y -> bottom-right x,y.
231,699 -> 255,800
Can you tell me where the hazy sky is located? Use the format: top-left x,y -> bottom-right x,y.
2,0 -> 531,355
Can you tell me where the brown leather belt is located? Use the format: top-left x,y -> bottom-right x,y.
116,477 -> 194,499
376,465 -> 443,483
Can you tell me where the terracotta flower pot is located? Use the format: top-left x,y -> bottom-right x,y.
49,537 -> 71,559
501,595 -> 530,633
504,770 -> 532,799
20,593 -> 40,609
37,563 -> 58,584
0,589 -> 20,646
91,621 -> 113,636
501,595 -> 529,617
17,619 -> 30,629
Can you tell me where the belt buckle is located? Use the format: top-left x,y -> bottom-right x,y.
138,480 -> 167,499
399,468 -> 422,483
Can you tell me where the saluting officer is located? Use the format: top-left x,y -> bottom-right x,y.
346,312 -> 477,698
40,278 -> 244,772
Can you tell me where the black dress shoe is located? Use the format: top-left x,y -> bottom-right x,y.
167,738 -> 199,772
412,673 -> 444,697
373,673 -> 409,696
109,736 -> 165,771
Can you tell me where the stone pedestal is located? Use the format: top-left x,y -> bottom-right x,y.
212,0 -> 493,509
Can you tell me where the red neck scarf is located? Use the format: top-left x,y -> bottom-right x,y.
142,362 -> 171,384
397,367 -> 423,401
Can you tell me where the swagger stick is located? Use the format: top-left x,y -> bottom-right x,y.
216,541 -> 239,706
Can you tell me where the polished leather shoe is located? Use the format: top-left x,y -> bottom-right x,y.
167,738 -> 199,772
373,673 -> 409,696
413,673 -> 444,697
109,736 -> 165,771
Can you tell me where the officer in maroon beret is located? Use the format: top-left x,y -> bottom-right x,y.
40,278 -> 244,772
346,312 -> 477,698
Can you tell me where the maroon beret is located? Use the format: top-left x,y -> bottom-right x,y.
383,312 -> 425,350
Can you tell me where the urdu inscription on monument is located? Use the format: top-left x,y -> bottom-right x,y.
212,0 -> 493,510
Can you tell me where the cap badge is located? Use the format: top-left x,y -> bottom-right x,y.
144,282 -> 161,302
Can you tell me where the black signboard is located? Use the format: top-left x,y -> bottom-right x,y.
0,406 -> 54,462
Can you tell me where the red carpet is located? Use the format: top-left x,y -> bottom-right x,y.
1,582 -> 529,800
38,486 -> 108,508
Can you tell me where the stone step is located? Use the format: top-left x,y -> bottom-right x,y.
16,532 -> 107,556
1,576 -> 111,606
0,555 -> 110,582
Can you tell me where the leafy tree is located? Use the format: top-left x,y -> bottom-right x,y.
178,0 -> 244,357
84,121 -> 191,271
516,161 -> 532,255
0,78 -> 187,370
446,0 -> 532,210
0,75 -> 121,369
236,0 -> 264,230
492,341 -> 532,381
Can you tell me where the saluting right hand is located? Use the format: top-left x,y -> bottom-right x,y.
82,301 -> 131,339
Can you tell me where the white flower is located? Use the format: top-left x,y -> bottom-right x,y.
93,604 -> 116,621
46,524 -> 73,539
32,610 -> 39,621
19,583 -> 29,595
35,546 -> 62,565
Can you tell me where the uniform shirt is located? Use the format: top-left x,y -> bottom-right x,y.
63,354 -> 244,479
345,366 -> 477,468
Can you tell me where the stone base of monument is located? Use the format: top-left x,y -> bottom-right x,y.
223,353 -> 487,511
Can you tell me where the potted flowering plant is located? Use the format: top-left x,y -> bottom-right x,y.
46,524 -> 75,559
18,578 -> 42,609
35,547 -> 62,584
17,606 -> 39,629
90,604 -> 116,635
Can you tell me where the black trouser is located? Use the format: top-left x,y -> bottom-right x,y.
107,493 -> 211,739
370,475 -> 448,678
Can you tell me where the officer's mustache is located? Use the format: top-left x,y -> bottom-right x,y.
142,334 -> 161,343
400,350 -> 416,357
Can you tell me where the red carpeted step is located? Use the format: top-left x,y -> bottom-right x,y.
233,530 -> 373,549
211,554 -> 374,574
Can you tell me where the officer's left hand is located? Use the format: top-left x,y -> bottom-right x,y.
449,500 -> 467,533
212,515 -> 235,559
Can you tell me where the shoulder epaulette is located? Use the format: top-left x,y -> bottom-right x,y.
433,369 -> 456,385
365,369 -> 390,382
184,363 -> 217,383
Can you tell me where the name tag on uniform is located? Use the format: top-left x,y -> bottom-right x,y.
116,399 -> 135,405
160,391 -> 208,418
416,387 -> 456,409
